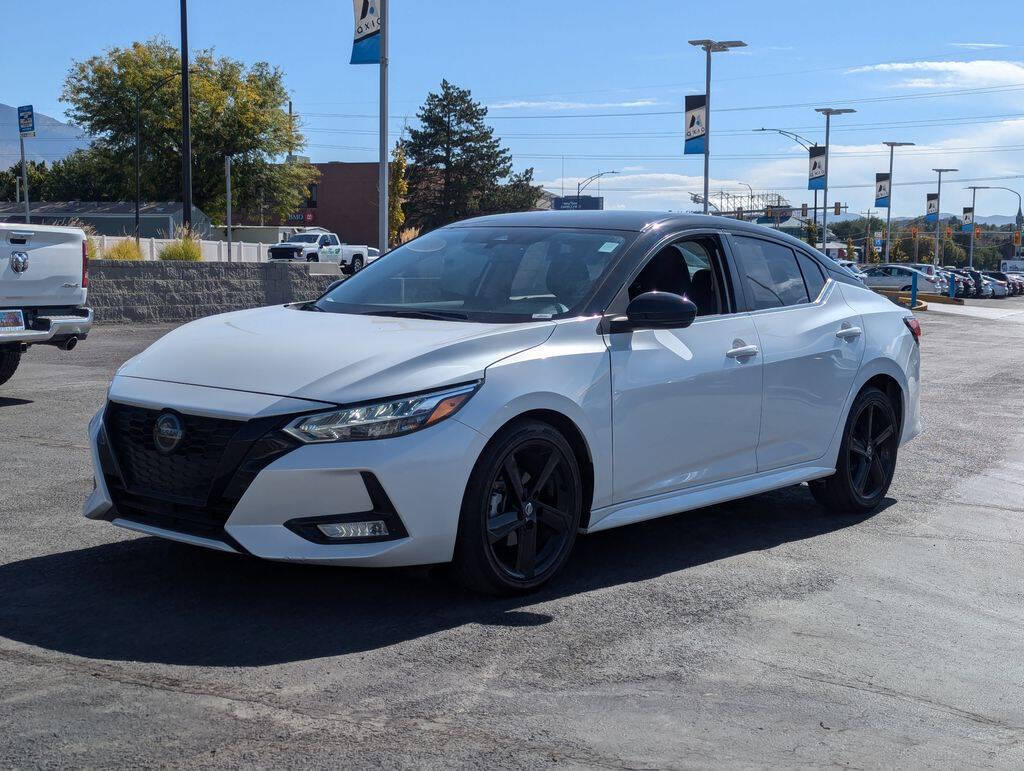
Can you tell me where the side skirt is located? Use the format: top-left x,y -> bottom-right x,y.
584,465 -> 835,534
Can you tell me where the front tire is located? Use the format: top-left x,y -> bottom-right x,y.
352,256 -> 364,273
0,350 -> 22,386
306,253 -> 319,262
451,419 -> 583,595
809,387 -> 899,513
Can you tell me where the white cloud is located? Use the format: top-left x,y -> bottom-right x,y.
620,165 -> 646,172
951,43 -> 1011,50
845,59 -> 1024,89
488,99 -> 663,111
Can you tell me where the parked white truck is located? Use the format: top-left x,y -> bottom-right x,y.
267,228 -> 378,274
1,223 -> 93,386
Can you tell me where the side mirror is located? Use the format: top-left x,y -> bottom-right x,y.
609,291 -> 698,333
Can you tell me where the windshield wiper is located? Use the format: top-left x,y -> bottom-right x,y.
362,308 -> 470,321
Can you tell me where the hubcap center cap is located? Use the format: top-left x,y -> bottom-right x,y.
523,501 -> 535,520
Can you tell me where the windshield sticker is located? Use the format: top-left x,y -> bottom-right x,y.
532,313 -> 554,319
598,241 -> 620,253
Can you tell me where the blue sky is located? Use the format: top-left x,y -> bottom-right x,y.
3,0 -> 1024,217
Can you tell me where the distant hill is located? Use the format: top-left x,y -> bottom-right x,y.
0,104 -> 93,167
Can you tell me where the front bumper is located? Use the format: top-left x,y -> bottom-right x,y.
0,307 -> 92,346
85,380 -> 487,567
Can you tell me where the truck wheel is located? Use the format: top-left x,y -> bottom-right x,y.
0,350 -> 22,387
352,256 -> 364,272
306,253 -> 320,262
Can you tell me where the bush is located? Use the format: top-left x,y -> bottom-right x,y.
158,238 -> 202,261
103,239 -> 143,261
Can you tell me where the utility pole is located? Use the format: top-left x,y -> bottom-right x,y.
180,0 -> 193,230
932,168 -> 957,266
815,107 -> 856,251
18,136 -> 29,224
378,0 -> 389,251
966,186 -> 979,268
689,39 -> 747,215
882,141 -> 914,262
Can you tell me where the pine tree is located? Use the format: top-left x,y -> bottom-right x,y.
404,80 -> 514,230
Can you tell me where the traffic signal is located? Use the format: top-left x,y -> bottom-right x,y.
911,226 -> 919,238
834,202 -> 841,216
945,226 -> 953,239
1014,230 -> 1022,246
736,206 -> 744,220
975,225 -> 982,237
801,202 -> 808,217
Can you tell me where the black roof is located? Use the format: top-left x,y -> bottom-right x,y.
450,210 -> 824,254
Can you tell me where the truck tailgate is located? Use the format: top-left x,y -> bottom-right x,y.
1,224 -> 87,308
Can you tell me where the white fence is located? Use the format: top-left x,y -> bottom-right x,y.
95,234 -> 272,262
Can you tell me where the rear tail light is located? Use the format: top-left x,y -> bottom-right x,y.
81,239 -> 89,288
904,316 -> 921,344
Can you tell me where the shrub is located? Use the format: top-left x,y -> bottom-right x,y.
103,239 -> 143,261
158,237 -> 202,261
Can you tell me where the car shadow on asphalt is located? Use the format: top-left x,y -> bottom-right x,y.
0,486 -> 888,666
0,397 -> 33,408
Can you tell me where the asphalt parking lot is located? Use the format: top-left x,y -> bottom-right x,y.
2,300 -> 1024,767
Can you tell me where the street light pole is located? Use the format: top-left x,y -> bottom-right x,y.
966,185 -> 1024,261
932,168 -> 957,266
815,107 -> 856,252
882,141 -> 914,263
577,170 -> 618,198
689,39 -> 747,215
179,0 -> 193,230
134,70 -> 189,245
967,185 -> 978,268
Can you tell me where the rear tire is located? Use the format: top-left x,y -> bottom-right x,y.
451,419 -> 582,595
809,387 -> 899,514
0,350 -> 22,387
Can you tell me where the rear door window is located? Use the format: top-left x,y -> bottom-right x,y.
795,252 -> 826,300
731,235 -> 810,310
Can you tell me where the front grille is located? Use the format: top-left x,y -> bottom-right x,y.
269,247 -> 298,260
100,403 -> 299,543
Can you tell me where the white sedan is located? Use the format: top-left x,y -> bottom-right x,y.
860,264 -> 947,294
85,212 -> 921,594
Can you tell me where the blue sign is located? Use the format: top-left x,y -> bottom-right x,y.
350,0 -> 381,64
18,105 -> 34,137
925,193 -> 939,223
683,94 -> 706,155
808,146 -> 826,191
553,196 -> 603,211
962,207 -> 973,232
875,173 -> 890,208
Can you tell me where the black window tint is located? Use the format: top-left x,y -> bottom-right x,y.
732,236 -> 809,309
796,252 -> 826,300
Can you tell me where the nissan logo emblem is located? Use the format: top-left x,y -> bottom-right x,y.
10,252 -> 29,273
153,412 -> 185,454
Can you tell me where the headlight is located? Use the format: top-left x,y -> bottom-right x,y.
284,382 -> 479,443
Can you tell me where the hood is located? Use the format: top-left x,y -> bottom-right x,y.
118,305 -> 555,404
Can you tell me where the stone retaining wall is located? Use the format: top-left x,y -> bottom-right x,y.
88,261 -> 338,324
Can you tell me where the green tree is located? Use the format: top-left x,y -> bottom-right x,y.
404,80 -> 534,230
388,141 -> 407,245
0,161 -> 51,202
59,37 -> 317,220
805,218 -> 818,247
479,167 -> 543,215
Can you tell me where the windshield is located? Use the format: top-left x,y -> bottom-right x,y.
289,234 -> 321,243
314,226 -> 635,322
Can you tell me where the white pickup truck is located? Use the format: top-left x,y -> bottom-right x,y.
267,229 -> 379,274
1,223 -> 93,386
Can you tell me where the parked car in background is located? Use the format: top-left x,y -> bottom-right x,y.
984,271 -> 1022,296
836,259 -> 867,280
944,267 -> 982,298
0,223 -> 93,386
268,228 -> 375,273
860,264 -> 947,294
936,270 -> 967,297
84,211 -> 921,594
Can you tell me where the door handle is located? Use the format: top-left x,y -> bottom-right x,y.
836,325 -> 862,340
726,344 -> 759,359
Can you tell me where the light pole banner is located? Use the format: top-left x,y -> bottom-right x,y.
808,145 -> 826,190
926,193 -> 939,223
17,105 -> 35,138
874,173 -> 890,208
351,0 -> 382,64
683,94 -> 706,155
962,207 -> 974,232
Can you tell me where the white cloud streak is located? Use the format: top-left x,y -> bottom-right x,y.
488,99 -> 663,111
845,59 -> 1024,89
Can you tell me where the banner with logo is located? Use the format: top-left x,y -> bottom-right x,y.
874,173 -> 891,208
351,0 -> 382,64
962,206 -> 974,232
808,146 -> 826,190
683,94 -> 706,155
926,193 -> 939,223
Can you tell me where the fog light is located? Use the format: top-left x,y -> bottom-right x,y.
317,520 -> 389,540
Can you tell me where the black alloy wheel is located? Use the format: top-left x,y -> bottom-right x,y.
809,387 -> 899,513
352,256 -> 364,273
452,419 -> 582,594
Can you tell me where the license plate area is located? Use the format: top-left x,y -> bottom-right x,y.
0,310 -> 25,332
